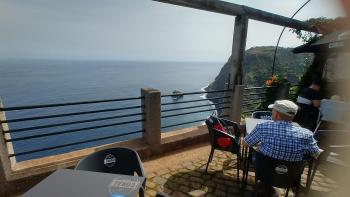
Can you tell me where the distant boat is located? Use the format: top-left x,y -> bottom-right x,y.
171,90 -> 183,100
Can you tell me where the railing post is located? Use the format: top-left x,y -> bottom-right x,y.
229,85 -> 244,123
0,98 -> 15,181
141,88 -> 161,152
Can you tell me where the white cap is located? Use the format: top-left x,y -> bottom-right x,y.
268,100 -> 298,117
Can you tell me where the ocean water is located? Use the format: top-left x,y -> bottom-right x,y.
0,59 -> 223,161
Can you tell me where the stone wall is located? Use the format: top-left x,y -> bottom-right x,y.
0,125 -> 209,196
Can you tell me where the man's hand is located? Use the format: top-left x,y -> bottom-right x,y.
242,139 -> 250,148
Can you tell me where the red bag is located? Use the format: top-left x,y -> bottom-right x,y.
213,122 -> 225,132
213,122 -> 232,147
217,137 -> 232,148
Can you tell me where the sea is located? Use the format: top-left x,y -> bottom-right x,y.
0,59 -> 224,161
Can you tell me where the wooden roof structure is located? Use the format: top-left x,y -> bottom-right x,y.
294,30 -> 350,53
153,0 -> 319,32
152,0 -> 319,122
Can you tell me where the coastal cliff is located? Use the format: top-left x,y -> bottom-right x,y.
205,46 -> 313,110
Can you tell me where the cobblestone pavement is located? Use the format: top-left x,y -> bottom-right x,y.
144,150 -> 339,197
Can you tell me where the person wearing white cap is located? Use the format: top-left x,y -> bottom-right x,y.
244,100 -> 320,196
244,99 -> 320,162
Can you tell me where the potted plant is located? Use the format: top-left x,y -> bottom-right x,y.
263,75 -> 291,108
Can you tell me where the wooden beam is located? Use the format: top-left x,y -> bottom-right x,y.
153,0 -> 245,16
241,6 -> 315,32
152,0 -> 319,33
228,16 -> 248,122
230,15 -> 248,86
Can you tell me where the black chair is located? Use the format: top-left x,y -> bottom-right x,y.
255,152 -> 306,197
205,116 -> 241,182
242,111 -> 271,184
252,111 -> 272,120
75,147 -> 146,196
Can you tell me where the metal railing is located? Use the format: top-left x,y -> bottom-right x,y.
160,89 -> 232,130
242,86 -> 270,114
0,96 -> 144,160
242,84 -> 301,114
0,85 -> 302,160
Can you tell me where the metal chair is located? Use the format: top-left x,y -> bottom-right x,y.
75,147 -> 146,196
254,152 -> 306,197
205,116 -> 241,182
251,111 -> 272,120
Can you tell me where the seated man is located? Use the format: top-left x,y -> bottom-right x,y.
244,100 -> 321,195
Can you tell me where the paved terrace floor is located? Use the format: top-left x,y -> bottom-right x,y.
143,142 -> 344,197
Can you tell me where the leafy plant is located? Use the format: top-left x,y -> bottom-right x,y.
262,75 -> 291,109
264,74 -> 289,87
291,17 -> 347,43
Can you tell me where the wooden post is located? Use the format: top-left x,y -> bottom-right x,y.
230,85 -> 244,123
141,88 -> 161,152
0,98 -> 15,181
230,15 -> 248,86
228,15 -> 248,123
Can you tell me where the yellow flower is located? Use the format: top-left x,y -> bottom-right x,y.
271,75 -> 278,82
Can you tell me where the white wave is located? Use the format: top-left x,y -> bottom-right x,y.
200,85 -> 208,99
200,84 -> 218,119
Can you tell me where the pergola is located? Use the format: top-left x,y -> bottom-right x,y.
152,0 -> 320,122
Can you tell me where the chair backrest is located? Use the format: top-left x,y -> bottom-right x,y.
205,117 -> 222,146
205,116 -> 240,152
252,111 -> 272,120
75,147 -> 145,177
205,115 -> 220,128
255,152 -> 306,188
206,116 -> 240,133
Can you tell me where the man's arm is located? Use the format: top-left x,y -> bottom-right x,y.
307,135 -> 321,158
242,140 -> 250,148
243,124 -> 262,147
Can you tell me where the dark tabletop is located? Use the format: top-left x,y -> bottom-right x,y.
23,169 -> 145,197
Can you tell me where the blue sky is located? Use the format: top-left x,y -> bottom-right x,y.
0,0 -> 345,61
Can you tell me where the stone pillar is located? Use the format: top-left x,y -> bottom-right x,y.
141,88 -> 161,152
229,85 -> 244,124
